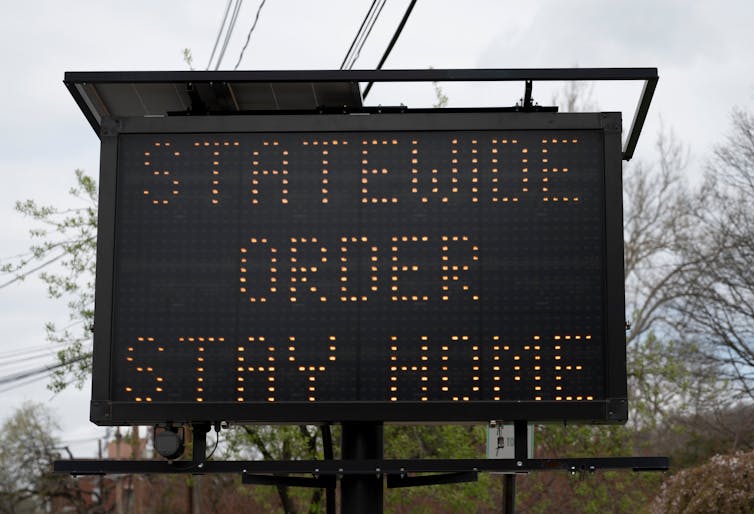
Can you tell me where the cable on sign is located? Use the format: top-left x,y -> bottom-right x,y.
205,426 -> 221,461
163,424 -> 222,470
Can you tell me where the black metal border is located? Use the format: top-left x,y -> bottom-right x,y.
601,113 -> 629,420
93,401 -> 615,425
90,121 -> 119,408
115,110 -> 607,134
63,68 -> 657,160
66,68 -> 657,84
54,456 -> 668,475
91,111 -> 626,425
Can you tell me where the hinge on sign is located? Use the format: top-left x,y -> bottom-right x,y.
601,112 -> 622,134
100,117 -> 122,137
606,398 -> 628,421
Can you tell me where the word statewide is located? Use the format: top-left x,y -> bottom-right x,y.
140,135 -> 582,206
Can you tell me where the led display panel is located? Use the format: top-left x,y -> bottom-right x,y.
91,112 -> 627,424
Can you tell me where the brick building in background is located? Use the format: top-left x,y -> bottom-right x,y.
52,427 -> 268,514
52,427 -> 148,514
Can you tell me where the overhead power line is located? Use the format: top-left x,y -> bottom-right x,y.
0,353 -> 90,387
0,350 -> 57,369
362,0 -> 418,99
348,0 -> 387,70
234,0 -> 268,70
206,0 -> 234,70
0,373 -> 49,394
214,0 -> 245,70
0,343 -> 56,359
341,0 -> 379,69
341,0 -> 387,70
0,339 -> 88,370
0,373 -> 80,395
0,251 -> 67,289
0,323 -> 86,369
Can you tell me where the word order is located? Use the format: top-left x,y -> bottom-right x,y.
140,135 -> 584,206
240,234 -> 479,303
123,334 -> 595,404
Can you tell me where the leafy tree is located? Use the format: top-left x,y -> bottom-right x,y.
0,169 -> 97,392
137,472 -> 265,513
652,402 -> 754,469
223,425 -> 328,514
516,425 -> 662,514
649,450 -> 754,513
182,48 -> 195,70
622,129 -> 728,429
0,403 -> 103,514
383,425 -> 494,513
676,108 -> 754,400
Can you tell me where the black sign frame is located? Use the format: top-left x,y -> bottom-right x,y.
90,111 -> 626,425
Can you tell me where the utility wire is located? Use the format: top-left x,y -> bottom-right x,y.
206,0 -> 234,70
0,351 -> 58,368
348,0 -> 387,70
0,373 -> 79,395
0,251 -> 67,289
344,0 -> 384,70
60,435 -> 104,445
0,373 -> 49,394
0,324 -> 88,367
0,343 -> 56,359
373,0 -> 418,72
234,0 -> 267,70
0,341 -> 91,369
0,353 -> 89,387
341,0 -> 379,69
215,0 -> 243,69
343,0 -> 387,70
215,0 -> 245,70
363,0 -> 418,99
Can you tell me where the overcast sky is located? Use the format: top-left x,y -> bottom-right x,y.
1,0 -> 753,458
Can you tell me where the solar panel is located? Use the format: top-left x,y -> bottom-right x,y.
66,72 -> 363,133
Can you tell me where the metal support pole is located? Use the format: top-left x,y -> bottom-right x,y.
503,421 -> 528,514
192,424 -> 210,466
322,424 -> 336,514
503,475 -> 516,514
514,421 -> 528,461
341,422 -> 383,514
523,80 -> 533,110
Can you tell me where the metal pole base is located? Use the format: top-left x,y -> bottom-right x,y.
341,422 -> 383,514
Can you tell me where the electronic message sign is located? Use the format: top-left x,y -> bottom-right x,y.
90,112 -> 627,424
